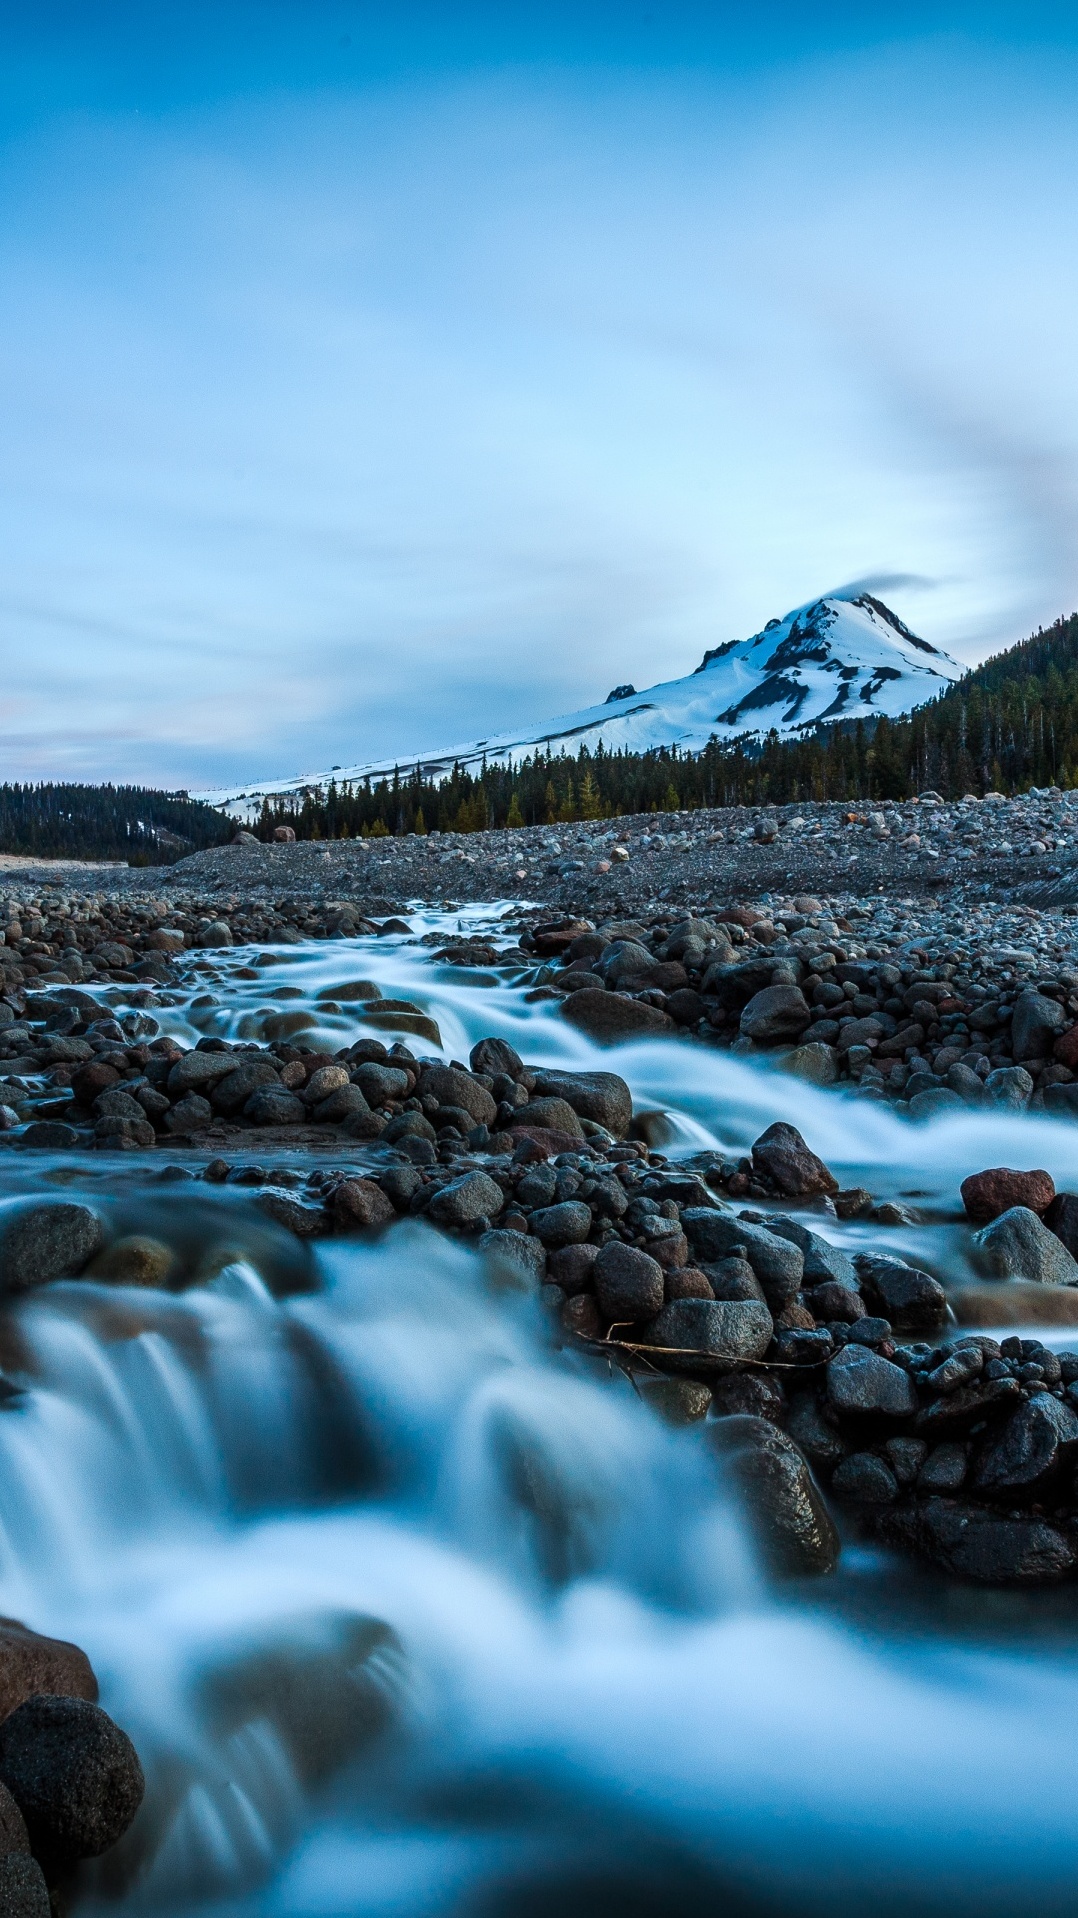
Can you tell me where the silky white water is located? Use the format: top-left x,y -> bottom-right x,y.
5,909 -> 1078,1916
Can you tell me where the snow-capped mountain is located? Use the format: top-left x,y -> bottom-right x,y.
201,593 -> 962,814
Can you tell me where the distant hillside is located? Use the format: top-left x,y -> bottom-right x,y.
0,784 -> 233,865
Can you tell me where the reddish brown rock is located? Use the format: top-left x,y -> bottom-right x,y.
1055,1023 -> 1078,1069
750,1122 -> 838,1196
960,1167 -> 1056,1223
331,1179 -> 396,1230
70,1061 -> 121,1106
650,1231 -> 689,1270
0,1619 -> 97,1724
663,1266 -> 714,1301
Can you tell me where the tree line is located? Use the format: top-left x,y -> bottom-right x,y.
0,785 -> 233,864
253,610 -> 1078,836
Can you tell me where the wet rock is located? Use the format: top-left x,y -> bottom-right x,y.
315,1084 -> 371,1123
527,1200 -> 593,1247
826,1344 -> 918,1419
593,1243 -> 665,1322
210,1059 -> 281,1115
0,1620 -> 98,1721
477,1229 -> 547,1285
971,1393 -> 1078,1495
908,1087 -> 965,1121
739,984 -> 811,1045
255,1192 -> 326,1238
879,1497 -> 1078,1585
0,1854 -> 49,1916
763,1218 -> 858,1288
708,1415 -> 839,1576
663,1265 -> 714,1300
0,1695 -> 144,1878
560,990 -> 675,1043
750,1123 -> 837,1197
197,920 -> 234,948
1010,987 -> 1066,1062
1044,1192 -> 1078,1259
916,1442 -> 967,1493
163,1093 -> 214,1135
19,1123 -> 82,1149
983,1066 -> 1034,1111
1043,1082 -> 1078,1117
808,1280 -> 865,1323
332,1179 -> 397,1230
883,1436 -> 928,1484
428,1170 -> 505,1229
167,1050 -> 238,1095
785,1392 -> 848,1473
244,1088 -> 307,1127
469,1037 -> 524,1079
855,1254 -> 948,1330
0,1202 -> 104,1295
560,1293 -> 600,1338
701,1254 -> 765,1302
531,1069 -> 632,1137
710,1372 -> 785,1420
831,1451 -> 899,1502
973,1205 -> 1078,1285
642,1298 -> 773,1373
913,1374 -> 1021,1436
520,1097 -> 584,1138
546,1243 -> 599,1293
417,1067 -> 497,1127
85,1236 -> 176,1287
961,1166 -> 1056,1223
680,1212 -> 803,1305
636,1377 -> 712,1423
351,1063 -> 411,1105
781,1041 -> 839,1086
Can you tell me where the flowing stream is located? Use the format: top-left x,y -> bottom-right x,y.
6,906 -> 1078,1916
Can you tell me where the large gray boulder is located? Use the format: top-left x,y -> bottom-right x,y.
428,1171 -> 504,1229
641,1298 -> 773,1373
973,1205 -> 1078,1285
531,1069 -> 633,1138
826,1344 -> 918,1419
0,1203 -> 104,1296
560,991 -> 675,1043
879,1497 -> 1078,1585
0,1696 -> 144,1880
1010,988 -> 1066,1062
708,1415 -> 839,1576
972,1394 -> 1078,1495
739,985 -> 811,1045
417,1067 -> 497,1127
764,1218 -> 858,1288
680,1211 -> 803,1306
593,1243 -> 664,1322
856,1254 -> 949,1330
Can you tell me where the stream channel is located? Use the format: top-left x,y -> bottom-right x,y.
6,905 -> 1078,1917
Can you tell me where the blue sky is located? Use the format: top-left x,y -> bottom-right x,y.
3,3 -> 1078,790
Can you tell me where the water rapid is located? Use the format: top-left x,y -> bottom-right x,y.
5,909 -> 1078,1916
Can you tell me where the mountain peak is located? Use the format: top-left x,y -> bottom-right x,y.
199,591 -> 962,813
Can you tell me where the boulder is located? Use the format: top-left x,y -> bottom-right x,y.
1010,988 -> 1066,1062
826,1344 -> 918,1419
1045,1192 -> 1078,1259
0,1696 -> 144,1878
197,920 -> 234,948
0,1855 -> 49,1916
519,1097 -> 584,1138
641,1298 -> 773,1373
855,1255 -> 948,1331
680,1211 -> 803,1306
531,1069 -> 632,1138
593,1243 -> 665,1322
781,1042 -> 839,1086
477,1229 -> 547,1286
527,1200 -> 593,1247
785,1392 -> 848,1473
0,1203 -> 104,1296
738,985 -> 811,1045
163,1093 -> 214,1135
546,1243 -> 598,1293
210,1059 -> 281,1115
315,1085 -> 371,1124
973,1206 -> 1078,1285
762,1218 -> 858,1288
560,991 -> 675,1043
0,1619 -> 97,1722
708,1416 -> 839,1576
331,1180 -> 397,1230
750,1123 -> 837,1197
913,1375 -> 1020,1436
428,1171 -> 505,1229
831,1452 -> 899,1503
971,1393 -> 1078,1496
710,1372 -> 785,1421
301,1065 -> 351,1107
166,1050 -> 237,1094
469,1037 -> 524,1079
702,1254 -> 765,1302
879,1497 -> 1078,1585
350,1063 -> 411,1105
983,1066 -> 1034,1111
417,1067 -> 497,1127
960,1167 -> 1055,1223
597,940 -> 658,986
244,1088 -> 307,1128
85,1236 -> 176,1287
